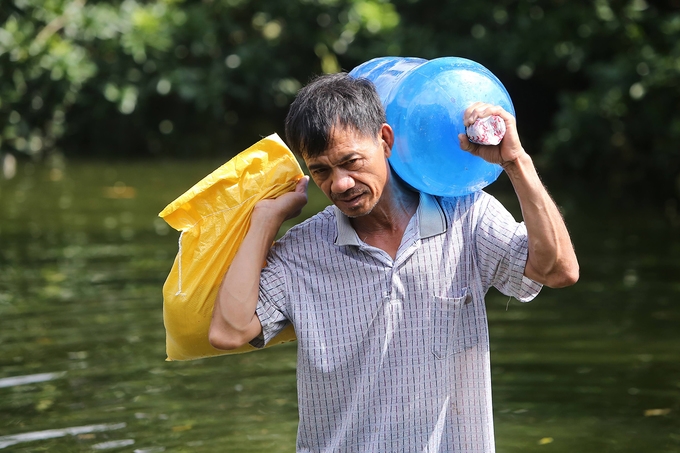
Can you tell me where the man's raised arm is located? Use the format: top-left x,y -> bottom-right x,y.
459,103 -> 579,288
208,176 -> 309,350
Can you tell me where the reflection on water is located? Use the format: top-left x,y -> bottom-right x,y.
0,160 -> 678,452
0,372 -> 66,389
0,422 -> 126,449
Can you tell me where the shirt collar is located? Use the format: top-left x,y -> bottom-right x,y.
334,192 -> 447,246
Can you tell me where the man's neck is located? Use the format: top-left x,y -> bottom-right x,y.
350,174 -> 419,259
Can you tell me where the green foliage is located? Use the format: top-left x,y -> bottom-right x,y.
0,0 -> 400,159
0,0 -> 679,199
0,0 -> 179,157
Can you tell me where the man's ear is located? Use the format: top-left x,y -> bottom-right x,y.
380,123 -> 394,158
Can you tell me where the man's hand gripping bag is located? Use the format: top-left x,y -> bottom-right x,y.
159,134 -> 303,361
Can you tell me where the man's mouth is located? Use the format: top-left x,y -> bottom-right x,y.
334,192 -> 365,204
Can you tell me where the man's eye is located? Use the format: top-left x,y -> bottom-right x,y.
345,159 -> 360,169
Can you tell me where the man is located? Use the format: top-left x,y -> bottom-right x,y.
209,73 -> 578,452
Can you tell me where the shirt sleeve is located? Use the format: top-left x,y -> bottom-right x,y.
249,257 -> 291,349
474,193 -> 542,302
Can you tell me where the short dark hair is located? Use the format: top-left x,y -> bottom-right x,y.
284,73 -> 386,159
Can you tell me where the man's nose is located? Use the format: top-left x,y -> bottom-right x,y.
331,170 -> 355,194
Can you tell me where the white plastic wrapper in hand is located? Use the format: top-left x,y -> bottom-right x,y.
466,115 -> 506,146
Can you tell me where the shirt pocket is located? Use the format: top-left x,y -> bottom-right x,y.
431,290 -> 470,360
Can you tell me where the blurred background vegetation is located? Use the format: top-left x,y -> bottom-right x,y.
1,0 -> 679,204
2,4 -> 679,450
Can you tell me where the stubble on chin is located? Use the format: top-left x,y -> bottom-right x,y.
340,198 -> 379,219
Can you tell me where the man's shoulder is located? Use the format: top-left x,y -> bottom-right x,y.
291,204 -> 336,230
274,205 -> 337,247
434,190 -> 492,221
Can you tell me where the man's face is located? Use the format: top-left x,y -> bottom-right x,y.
305,125 -> 392,218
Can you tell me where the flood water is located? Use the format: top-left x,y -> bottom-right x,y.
0,159 -> 678,452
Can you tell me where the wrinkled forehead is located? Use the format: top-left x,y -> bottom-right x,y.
303,125 -> 382,167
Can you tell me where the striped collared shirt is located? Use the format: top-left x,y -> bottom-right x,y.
254,191 -> 542,452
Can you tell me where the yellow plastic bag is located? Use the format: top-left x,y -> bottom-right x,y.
159,133 -> 303,361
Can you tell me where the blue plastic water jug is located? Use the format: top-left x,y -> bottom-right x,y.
348,56 -> 427,105
349,56 -> 514,197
